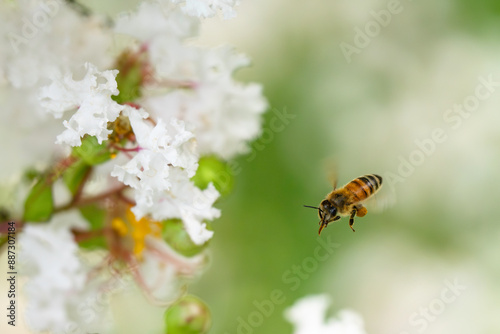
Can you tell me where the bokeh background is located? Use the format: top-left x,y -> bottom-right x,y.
3,0 -> 500,333
192,0 -> 500,333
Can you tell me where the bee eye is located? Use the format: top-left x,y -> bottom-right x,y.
329,207 -> 337,216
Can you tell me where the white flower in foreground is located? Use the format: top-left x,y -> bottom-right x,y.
112,107 -> 219,245
171,0 -> 239,19
20,221 -> 107,333
131,168 -> 220,245
285,294 -> 368,334
111,105 -> 198,192
39,63 -> 124,146
137,168 -> 220,244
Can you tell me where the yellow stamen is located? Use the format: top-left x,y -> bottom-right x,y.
115,207 -> 162,258
111,217 -> 128,236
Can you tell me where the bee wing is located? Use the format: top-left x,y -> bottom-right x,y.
323,159 -> 338,190
361,184 -> 396,213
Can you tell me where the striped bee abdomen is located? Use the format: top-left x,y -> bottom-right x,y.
344,174 -> 382,201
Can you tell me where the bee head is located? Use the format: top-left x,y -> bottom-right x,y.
303,201 -> 339,235
317,200 -> 339,235
319,200 -> 338,223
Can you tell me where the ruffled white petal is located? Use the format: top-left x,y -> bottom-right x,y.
39,63 -> 124,146
129,168 -> 220,245
144,46 -> 268,159
111,107 -> 217,244
20,217 -> 108,333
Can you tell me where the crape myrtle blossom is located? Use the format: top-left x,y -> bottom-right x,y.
1,0 -> 113,88
111,105 -> 198,184
19,213 -> 108,334
1,0 -> 267,332
111,106 -> 219,244
0,0 -> 112,181
115,1 -> 268,160
285,294 -> 369,334
133,168 -> 220,244
143,46 -> 268,160
40,63 -> 125,146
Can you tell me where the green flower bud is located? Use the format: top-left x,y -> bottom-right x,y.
162,219 -> 209,257
191,156 -> 233,196
164,295 -> 211,334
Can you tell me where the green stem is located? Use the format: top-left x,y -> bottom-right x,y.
54,185 -> 128,213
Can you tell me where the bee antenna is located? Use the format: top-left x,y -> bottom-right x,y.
303,205 -> 323,213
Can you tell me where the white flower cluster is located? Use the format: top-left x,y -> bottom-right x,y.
285,295 -> 368,334
116,1 -> 267,160
34,0 -> 265,245
40,63 -> 124,146
19,219 -> 106,334
0,0 -> 112,180
110,106 -> 220,244
2,0 -> 265,332
143,45 -> 267,160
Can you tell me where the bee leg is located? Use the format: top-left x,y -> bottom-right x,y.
318,222 -> 328,235
349,208 -> 357,232
356,205 -> 367,217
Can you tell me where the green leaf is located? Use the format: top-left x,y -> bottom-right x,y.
63,159 -> 91,195
113,66 -> 142,104
23,168 -> 42,182
73,136 -> 112,165
77,204 -> 107,250
23,176 -> 54,222
78,235 -> 107,250
112,51 -> 144,104
79,204 -> 107,229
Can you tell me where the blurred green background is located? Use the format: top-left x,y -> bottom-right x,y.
189,1 -> 500,333
6,0 -> 500,333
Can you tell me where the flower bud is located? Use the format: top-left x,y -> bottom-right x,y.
164,295 -> 211,334
162,219 -> 209,257
191,156 -> 233,196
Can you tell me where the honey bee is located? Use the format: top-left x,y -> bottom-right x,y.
305,174 -> 383,235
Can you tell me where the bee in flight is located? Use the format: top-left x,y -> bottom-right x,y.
305,174 -> 383,235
